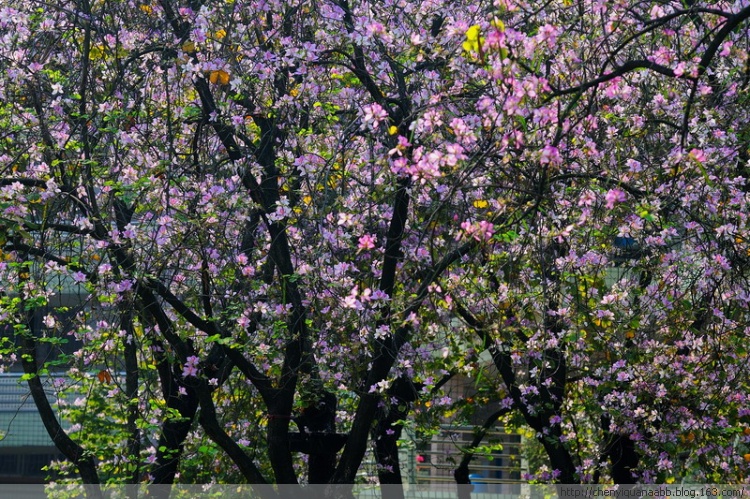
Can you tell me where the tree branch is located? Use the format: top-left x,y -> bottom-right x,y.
550,60 -> 688,98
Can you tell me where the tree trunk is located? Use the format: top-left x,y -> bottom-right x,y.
150,375 -> 199,485
602,416 -> 639,484
454,409 -> 512,499
492,345 -> 579,484
20,333 -> 102,491
121,307 -> 141,486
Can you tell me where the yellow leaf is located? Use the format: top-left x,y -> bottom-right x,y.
97,370 -> 112,384
89,44 -> 106,61
182,41 -> 196,54
209,70 -> 230,85
466,25 -> 481,43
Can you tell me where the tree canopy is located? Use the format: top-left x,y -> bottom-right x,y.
0,0 -> 750,488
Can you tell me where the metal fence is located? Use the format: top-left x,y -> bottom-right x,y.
358,424 -> 525,492
0,373 -> 60,449
0,373 -> 63,482
416,425 -> 524,493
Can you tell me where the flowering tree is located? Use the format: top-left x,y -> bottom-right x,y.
0,0 -> 497,487
1,0 -> 750,489
444,0 -> 750,485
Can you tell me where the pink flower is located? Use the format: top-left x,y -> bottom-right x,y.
237,314 -> 251,328
604,188 -> 627,209
460,220 -> 495,242
343,286 -> 362,310
357,234 -> 376,251
688,148 -> 706,163
540,145 -> 561,166
578,190 -> 596,206
536,24 -> 560,48
113,280 -> 133,293
362,103 -> 388,128
182,364 -> 199,378
182,356 -> 200,378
